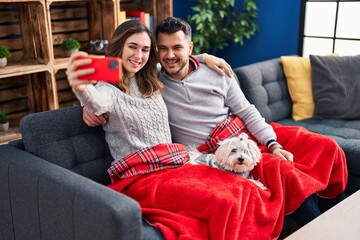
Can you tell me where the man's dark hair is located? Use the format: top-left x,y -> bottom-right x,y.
155,17 -> 192,42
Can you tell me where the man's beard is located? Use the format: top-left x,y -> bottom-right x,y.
165,59 -> 188,77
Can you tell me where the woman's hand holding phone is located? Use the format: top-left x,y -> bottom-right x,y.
66,51 -> 122,92
75,56 -> 122,83
66,52 -> 97,92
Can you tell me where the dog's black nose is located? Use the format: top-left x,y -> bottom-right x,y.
238,158 -> 244,163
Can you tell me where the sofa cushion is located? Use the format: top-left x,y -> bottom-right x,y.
310,54 -> 360,119
234,58 -> 292,123
280,56 -> 314,121
20,105 -> 113,185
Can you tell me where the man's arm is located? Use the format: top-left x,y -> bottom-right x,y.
83,107 -> 108,127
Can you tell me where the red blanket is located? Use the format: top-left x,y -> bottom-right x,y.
108,123 -> 347,240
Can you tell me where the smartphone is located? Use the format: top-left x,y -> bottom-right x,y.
75,56 -> 122,83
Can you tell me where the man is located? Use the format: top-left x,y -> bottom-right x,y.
155,17 -> 291,160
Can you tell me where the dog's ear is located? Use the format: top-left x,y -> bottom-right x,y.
215,140 -> 226,165
214,140 -> 232,165
247,140 -> 262,164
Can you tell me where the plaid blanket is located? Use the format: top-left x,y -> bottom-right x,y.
197,115 -> 255,153
107,143 -> 189,180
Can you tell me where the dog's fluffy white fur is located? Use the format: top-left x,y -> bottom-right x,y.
188,133 -> 266,189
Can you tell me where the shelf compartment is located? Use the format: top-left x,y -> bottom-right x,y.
48,0 -> 118,60
119,0 -> 172,27
0,71 -> 56,128
0,1 -> 51,77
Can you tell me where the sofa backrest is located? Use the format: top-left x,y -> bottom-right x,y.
234,58 -> 292,123
20,105 -> 113,185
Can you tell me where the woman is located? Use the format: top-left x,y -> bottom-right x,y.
67,20 -> 232,163
67,20 -> 174,163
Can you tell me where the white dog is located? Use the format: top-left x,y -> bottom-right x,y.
188,133 -> 266,189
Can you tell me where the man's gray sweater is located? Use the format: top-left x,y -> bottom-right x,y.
159,57 -> 277,147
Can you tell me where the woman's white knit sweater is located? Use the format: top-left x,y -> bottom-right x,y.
73,78 -> 172,164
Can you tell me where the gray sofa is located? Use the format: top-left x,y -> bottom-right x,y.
234,57 -> 360,195
1,57 -> 359,239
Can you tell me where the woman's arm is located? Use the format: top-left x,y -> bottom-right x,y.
66,51 -> 113,116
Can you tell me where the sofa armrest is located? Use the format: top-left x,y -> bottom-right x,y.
0,145 -> 143,240
8,139 -> 25,149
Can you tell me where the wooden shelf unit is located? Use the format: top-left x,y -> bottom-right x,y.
0,0 -> 172,144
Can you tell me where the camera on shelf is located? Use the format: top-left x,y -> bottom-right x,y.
88,39 -> 109,54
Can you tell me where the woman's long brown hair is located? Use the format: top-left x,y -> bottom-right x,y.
105,20 -> 163,98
